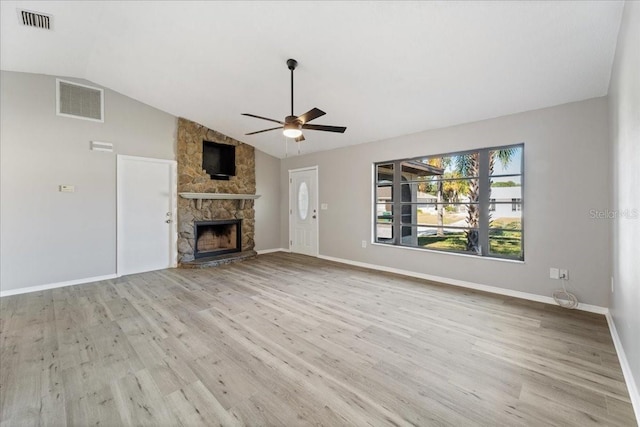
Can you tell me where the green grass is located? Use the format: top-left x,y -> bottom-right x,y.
418,227 -> 522,257
489,218 -> 522,256
490,218 -> 521,230
418,233 -> 468,251
489,232 -> 521,255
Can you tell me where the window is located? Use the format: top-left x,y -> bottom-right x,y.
374,144 -> 524,260
512,198 -> 522,211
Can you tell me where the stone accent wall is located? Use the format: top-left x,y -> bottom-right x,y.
177,117 -> 256,263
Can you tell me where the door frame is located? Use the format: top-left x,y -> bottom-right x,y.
116,155 -> 178,277
288,166 -> 319,256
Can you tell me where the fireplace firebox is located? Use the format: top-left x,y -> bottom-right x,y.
194,220 -> 241,259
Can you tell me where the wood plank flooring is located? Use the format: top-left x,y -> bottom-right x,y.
1,252 -> 636,426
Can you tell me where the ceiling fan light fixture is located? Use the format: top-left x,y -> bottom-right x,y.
283,123 -> 302,138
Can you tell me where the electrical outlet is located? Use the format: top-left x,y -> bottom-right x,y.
559,269 -> 569,280
550,268 -> 559,279
361,240 -> 367,248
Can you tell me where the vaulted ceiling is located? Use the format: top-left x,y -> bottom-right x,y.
0,1 -> 624,158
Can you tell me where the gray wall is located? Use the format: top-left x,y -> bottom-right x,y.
0,71 -> 282,293
609,0 -> 640,404
0,71 -> 177,292
255,149 -> 281,251
281,97 -> 611,307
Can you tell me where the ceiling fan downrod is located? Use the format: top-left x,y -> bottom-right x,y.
287,58 -> 297,117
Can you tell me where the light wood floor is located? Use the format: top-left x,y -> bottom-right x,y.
1,252 -> 636,426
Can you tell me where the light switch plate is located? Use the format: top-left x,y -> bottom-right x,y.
321,203 -> 328,210
549,268 -> 559,279
59,185 -> 75,193
58,184 -> 76,193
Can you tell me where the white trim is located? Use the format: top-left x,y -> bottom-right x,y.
288,166 -> 319,173
288,166 -> 319,257
56,78 -> 104,123
0,274 -> 118,298
606,313 -> 640,422
256,248 -> 288,255
117,155 -> 178,277
317,254 -> 608,315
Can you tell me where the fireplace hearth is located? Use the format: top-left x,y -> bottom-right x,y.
194,219 -> 241,259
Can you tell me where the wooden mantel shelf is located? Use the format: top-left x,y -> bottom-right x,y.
179,192 -> 261,209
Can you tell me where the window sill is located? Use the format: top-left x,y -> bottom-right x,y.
370,242 -> 525,264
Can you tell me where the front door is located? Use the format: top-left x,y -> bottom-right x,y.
289,167 -> 318,256
117,155 -> 177,276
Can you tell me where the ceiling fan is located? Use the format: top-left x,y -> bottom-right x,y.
242,58 -> 346,142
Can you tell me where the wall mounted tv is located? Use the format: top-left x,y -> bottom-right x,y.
202,140 -> 236,180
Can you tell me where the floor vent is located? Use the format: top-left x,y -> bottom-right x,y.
56,79 -> 104,123
19,9 -> 52,30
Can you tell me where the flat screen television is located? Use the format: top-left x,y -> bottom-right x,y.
202,141 -> 236,180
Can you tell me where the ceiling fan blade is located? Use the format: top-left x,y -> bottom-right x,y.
295,134 -> 305,143
296,108 -> 326,124
302,124 -> 347,133
242,113 -> 284,125
245,126 -> 282,135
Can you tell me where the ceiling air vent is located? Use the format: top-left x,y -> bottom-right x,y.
56,79 -> 104,123
18,9 -> 52,30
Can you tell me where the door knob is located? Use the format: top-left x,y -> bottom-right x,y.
166,219 -> 172,223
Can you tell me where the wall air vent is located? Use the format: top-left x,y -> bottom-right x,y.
56,79 -> 104,122
18,9 -> 52,30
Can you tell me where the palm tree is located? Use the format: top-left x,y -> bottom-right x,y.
428,157 -> 452,236
455,148 -> 516,252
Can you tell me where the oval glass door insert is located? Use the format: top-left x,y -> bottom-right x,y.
298,182 -> 309,220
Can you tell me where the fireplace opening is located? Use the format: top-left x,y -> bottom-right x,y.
194,220 -> 241,258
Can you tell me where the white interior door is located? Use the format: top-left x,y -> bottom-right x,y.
289,167 -> 318,256
117,155 -> 176,276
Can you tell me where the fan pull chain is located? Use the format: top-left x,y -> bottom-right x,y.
285,135 -> 288,158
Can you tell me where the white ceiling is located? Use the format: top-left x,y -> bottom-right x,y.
1,1 -> 624,158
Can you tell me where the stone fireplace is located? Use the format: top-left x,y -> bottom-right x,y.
194,220 -> 241,258
177,118 -> 256,266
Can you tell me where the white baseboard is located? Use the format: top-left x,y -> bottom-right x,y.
606,313 -> 640,422
317,254 -> 608,315
257,248 -> 289,255
0,274 -> 118,297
